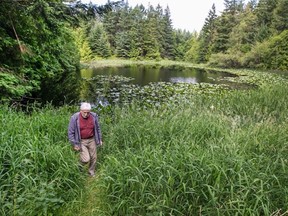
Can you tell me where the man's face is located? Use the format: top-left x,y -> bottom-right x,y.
80,110 -> 90,118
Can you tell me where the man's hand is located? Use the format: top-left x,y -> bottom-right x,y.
73,145 -> 80,151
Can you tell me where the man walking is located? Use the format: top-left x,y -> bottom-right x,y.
68,102 -> 102,177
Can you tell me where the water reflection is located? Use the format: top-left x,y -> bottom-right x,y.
170,77 -> 198,84
79,65 -> 258,106
81,65 -> 236,86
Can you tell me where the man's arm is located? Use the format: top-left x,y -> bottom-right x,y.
92,113 -> 102,145
68,114 -> 80,149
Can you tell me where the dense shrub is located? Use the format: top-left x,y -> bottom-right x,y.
208,51 -> 244,68
243,30 -> 288,70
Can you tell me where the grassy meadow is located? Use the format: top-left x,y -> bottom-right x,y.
1,67 -> 288,215
93,84 -> 288,215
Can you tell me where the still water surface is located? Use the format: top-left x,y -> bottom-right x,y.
81,65 -> 236,86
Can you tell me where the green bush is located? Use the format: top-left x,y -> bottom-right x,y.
208,51 -> 243,68
243,30 -> 288,70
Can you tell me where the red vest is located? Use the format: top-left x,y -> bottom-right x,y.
79,114 -> 95,139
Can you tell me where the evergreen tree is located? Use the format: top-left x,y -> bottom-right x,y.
184,32 -> 200,63
228,4 -> 258,53
212,0 -> 244,53
272,0 -> 288,33
88,21 -> 111,58
154,4 -> 165,57
255,0 -> 278,25
115,31 -> 131,58
224,0 -> 245,14
254,0 -> 278,41
142,5 -> 161,59
174,29 -> 193,61
212,15 -> 231,53
114,4 -> 132,58
73,27 -> 93,61
128,5 -> 146,58
102,5 -> 123,54
198,4 -> 217,62
161,6 -> 175,59
100,3 -> 186,60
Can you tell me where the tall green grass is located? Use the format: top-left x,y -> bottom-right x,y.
95,84 -> 288,215
0,105 -> 85,215
1,83 -> 288,215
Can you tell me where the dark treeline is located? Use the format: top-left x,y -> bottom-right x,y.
77,2 -> 194,61
82,0 -> 288,71
103,3 -> 181,60
0,0 -> 287,105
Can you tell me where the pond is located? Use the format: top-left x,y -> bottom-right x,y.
80,65 -> 247,107
81,65 -> 237,86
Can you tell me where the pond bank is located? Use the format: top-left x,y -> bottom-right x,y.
80,59 -> 287,108
81,59 -> 201,69
81,59 -> 287,88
